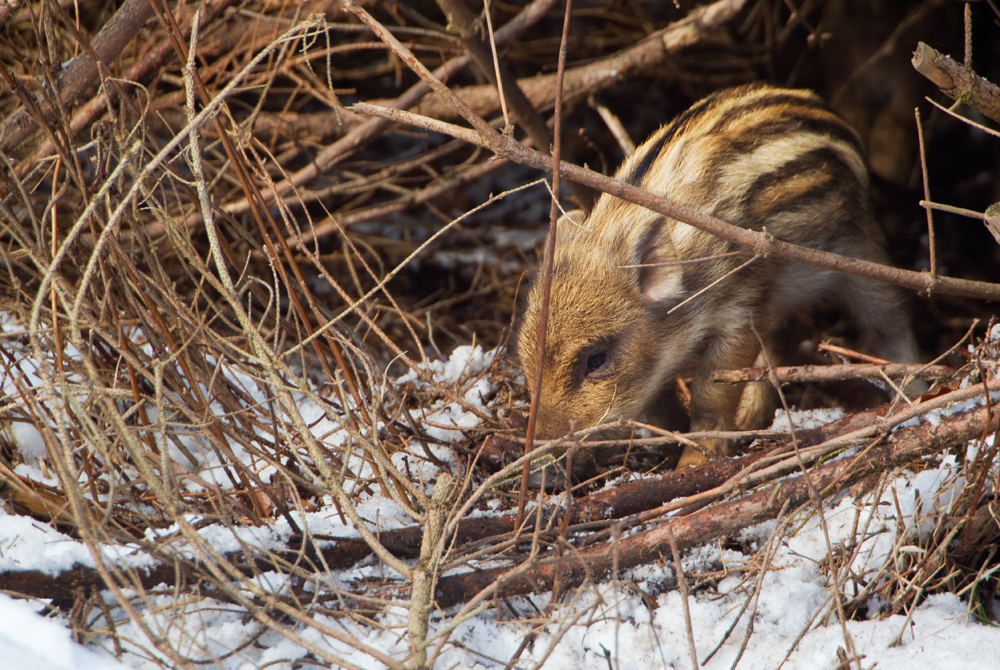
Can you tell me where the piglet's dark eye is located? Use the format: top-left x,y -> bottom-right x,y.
585,351 -> 609,377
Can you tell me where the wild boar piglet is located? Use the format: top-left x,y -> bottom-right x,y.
516,82 -> 921,484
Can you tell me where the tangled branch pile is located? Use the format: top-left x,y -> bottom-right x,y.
0,0 -> 999,668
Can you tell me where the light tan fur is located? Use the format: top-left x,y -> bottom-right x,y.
516,83 -> 921,480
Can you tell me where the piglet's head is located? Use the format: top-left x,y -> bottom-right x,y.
516,209 -> 687,440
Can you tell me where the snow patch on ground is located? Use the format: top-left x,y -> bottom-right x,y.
398,345 -> 497,442
0,594 -> 126,669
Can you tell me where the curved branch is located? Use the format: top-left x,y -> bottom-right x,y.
350,102 -> 1000,303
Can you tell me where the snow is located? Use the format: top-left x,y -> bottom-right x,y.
0,506 -> 99,574
0,594 -> 126,669
770,406 -> 845,431
3,342 -> 1000,669
399,344 -> 497,442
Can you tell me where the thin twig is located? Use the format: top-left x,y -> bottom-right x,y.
667,526 -> 699,670
591,98 -> 636,156
519,0 -> 573,530
482,0 -> 509,127
925,96 -> 1000,139
817,341 -> 890,364
916,107 -> 937,276
919,200 -> 986,221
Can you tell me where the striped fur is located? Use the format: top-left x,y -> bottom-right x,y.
517,83 -> 920,480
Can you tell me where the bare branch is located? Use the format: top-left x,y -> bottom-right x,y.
912,41 -> 1000,124
710,363 -> 956,385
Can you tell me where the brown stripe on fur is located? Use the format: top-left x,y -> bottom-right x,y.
738,146 -> 866,225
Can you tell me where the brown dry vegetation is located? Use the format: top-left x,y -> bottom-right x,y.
1,0 -> 1000,668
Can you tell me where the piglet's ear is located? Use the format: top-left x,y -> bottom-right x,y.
558,209 -> 586,226
634,218 -> 683,303
552,209 -> 586,249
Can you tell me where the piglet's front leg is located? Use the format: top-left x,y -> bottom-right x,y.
676,328 -> 763,468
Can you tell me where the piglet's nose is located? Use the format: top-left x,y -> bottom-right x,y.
533,411 -> 570,441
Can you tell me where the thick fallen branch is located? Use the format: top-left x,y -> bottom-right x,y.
912,41 -> 1000,125
433,396 -> 1000,607
710,363 -> 956,384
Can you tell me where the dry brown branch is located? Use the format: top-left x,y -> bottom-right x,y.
404,0 -> 748,123
916,107 -> 937,275
987,202 -> 1000,246
0,458 -> 88,527
709,362 -> 956,384
920,200 -> 987,221
0,0 -> 24,29
591,98 -> 636,156
352,101 -> 1000,303
816,341 -> 893,364
924,96 -> 1000,140
912,41 -> 1000,124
